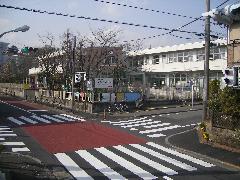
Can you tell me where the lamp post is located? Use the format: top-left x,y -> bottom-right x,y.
0,25 -> 30,38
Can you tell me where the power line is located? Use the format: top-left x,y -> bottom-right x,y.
93,0 -> 203,20
0,4 -> 212,38
216,0 -> 231,8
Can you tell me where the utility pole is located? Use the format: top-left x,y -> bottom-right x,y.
71,36 -> 76,111
203,0 -> 210,121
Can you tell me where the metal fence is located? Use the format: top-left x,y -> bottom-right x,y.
210,110 -> 240,130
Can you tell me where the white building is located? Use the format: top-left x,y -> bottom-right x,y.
127,39 -> 227,99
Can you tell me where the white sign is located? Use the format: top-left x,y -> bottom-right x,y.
86,80 -> 93,90
75,72 -> 86,83
95,78 -> 113,88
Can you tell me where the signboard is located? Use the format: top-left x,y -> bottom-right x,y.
75,72 -> 86,83
86,80 -> 93,90
95,78 -> 113,88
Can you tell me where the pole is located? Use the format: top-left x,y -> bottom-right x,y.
203,0 -> 210,121
191,84 -> 194,109
71,36 -> 76,111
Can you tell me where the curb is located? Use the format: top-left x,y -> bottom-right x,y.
165,128 -> 240,171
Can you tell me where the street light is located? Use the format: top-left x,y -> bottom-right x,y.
0,25 -> 30,38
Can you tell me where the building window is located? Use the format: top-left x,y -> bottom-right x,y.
144,55 -> 149,65
162,54 -> 167,64
197,49 -> 205,61
177,52 -> 183,62
153,55 -> 160,64
168,53 -> 177,63
210,47 -> 226,60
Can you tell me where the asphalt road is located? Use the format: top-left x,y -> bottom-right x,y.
0,95 -> 239,180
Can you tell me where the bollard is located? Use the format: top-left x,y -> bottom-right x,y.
25,94 -> 28,100
103,108 -> 106,120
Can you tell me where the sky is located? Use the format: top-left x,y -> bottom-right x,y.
0,0 -> 238,49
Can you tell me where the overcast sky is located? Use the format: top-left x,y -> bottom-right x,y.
0,0 -> 238,49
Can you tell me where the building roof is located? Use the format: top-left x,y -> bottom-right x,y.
129,39 -> 227,56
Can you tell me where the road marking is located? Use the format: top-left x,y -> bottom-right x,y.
144,122 -> 170,129
55,153 -> 93,179
176,113 -> 179,115
163,176 -> 173,180
19,116 -> 38,124
140,125 -> 181,134
0,128 -> 11,130
60,114 -> 86,121
0,134 -> 17,137
53,115 -> 75,121
12,147 -> 30,152
130,128 -> 138,131
0,126 -> 8,128
29,110 -> 48,112
147,142 -> 215,167
41,115 -> 63,122
96,147 -> 157,179
147,133 -> 166,137
0,138 -> 5,140
8,117 -> 25,125
113,119 -> 153,126
130,144 -> 197,171
76,150 -> 125,180
31,115 -> 51,123
110,117 -> 148,124
0,130 -> 13,133
114,145 -> 178,176
159,114 -> 162,116
121,120 -> 163,128
0,142 -> 25,146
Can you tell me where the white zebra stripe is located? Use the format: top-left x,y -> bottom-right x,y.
19,116 -> 38,124
0,134 -> 17,137
114,145 -> 178,176
12,147 -> 30,152
8,117 -> 25,125
60,114 -> 86,121
0,142 -> 25,146
121,120 -> 162,128
0,138 -> 5,140
113,119 -> 154,126
147,142 -> 215,168
31,115 -> 51,123
144,122 -> 171,129
0,130 -> 13,133
0,128 -> 11,130
41,115 -> 63,122
139,125 -> 181,134
96,147 -> 157,179
76,150 -> 125,180
147,134 -> 166,137
130,144 -> 197,171
110,117 -> 148,124
55,153 -> 93,180
53,115 -> 75,121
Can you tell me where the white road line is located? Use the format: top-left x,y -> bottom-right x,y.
144,122 -> 170,129
41,115 -> 63,122
96,147 -> 157,179
163,176 -> 173,180
130,128 -> 138,131
176,113 -> 179,115
114,145 -> 178,176
0,134 -> 17,137
31,115 -> 51,123
147,142 -> 215,168
0,126 -> 8,128
139,125 -> 181,134
55,153 -> 93,180
0,128 -> 11,130
53,115 -> 75,121
110,117 -> 148,124
0,130 -> 13,133
76,150 -> 125,180
159,115 -> 162,116
8,117 -> 25,125
121,120 -> 162,128
113,119 -> 154,126
0,142 -> 25,146
0,138 -> 5,140
60,114 -> 86,121
29,110 -> 48,112
19,116 -> 38,124
12,147 -> 30,152
130,144 -> 197,171
147,134 -> 166,137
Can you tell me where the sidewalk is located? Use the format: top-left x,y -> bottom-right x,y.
167,128 -> 240,169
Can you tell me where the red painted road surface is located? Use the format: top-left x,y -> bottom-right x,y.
23,122 -> 147,153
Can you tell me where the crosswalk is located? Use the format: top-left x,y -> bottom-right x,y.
0,125 -> 30,152
101,115 -> 200,138
55,142 -> 215,179
7,114 -> 86,126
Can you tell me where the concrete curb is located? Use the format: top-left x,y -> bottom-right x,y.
165,128 -> 240,171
